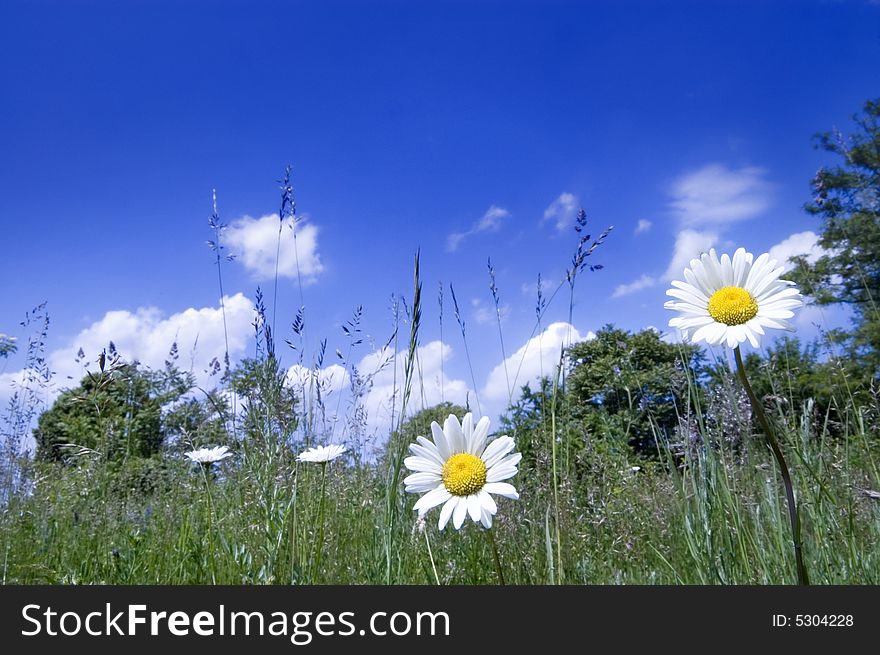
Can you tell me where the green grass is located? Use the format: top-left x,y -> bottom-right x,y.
1,388 -> 877,585
1,177 -> 877,586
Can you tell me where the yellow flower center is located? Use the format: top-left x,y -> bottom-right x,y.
442,453 -> 487,496
707,286 -> 758,326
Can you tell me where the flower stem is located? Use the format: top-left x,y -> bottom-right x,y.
289,461 -> 300,583
199,462 -> 217,584
311,462 -> 328,583
734,346 -> 810,585
424,527 -> 441,585
485,528 -> 506,586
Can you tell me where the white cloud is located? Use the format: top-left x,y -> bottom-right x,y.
768,230 -> 824,271
662,229 -> 719,281
0,294 -> 256,421
542,192 -> 578,232
635,219 -> 653,235
224,214 -> 323,283
612,274 -> 657,298
670,164 -> 772,228
286,363 -> 350,397
447,205 -> 511,252
57,294 -> 255,388
617,164 -> 772,298
614,228 -> 717,299
482,322 -> 594,404
354,340 -> 471,431
471,298 -> 510,326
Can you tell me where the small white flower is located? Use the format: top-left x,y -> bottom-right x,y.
403,413 -> 521,531
665,247 -> 804,348
296,443 -> 348,464
184,445 -> 232,464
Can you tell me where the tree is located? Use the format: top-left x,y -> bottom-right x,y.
790,98 -> 880,378
566,325 -> 703,454
0,333 -> 16,358
33,361 -> 189,462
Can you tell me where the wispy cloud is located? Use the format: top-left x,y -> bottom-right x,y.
634,219 -> 653,235
447,205 -> 511,252
768,230 -> 824,271
0,294 -> 256,410
481,322 -> 594,403
669,163 -> 772,228
612,274 -> 656,298
612,229 -> 718,298
662,229 -> 719,281
612,163 -> 771,299
471,298 -> 510,325
520,276 -> 555,297
542,192 -> 578,232
224,214 -> 323,283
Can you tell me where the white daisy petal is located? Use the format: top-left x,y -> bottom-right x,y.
720,252 -> 733,286
461,412 -> 474,446
666,288 -> 710,308
404,472 -> 442,492
746,317 -> 765,335
414,485 -> 451,515
444,414 -> 466,454
684,266 -> 712,297
481,436 -> 515,469
431,421 -> 451,460
744,325 -> 760,348
467,494 -> 482,522
486,453 -> 522,482
409,442 -> 445,466
484,482 -> 519,499
404,456 -> 442,474
452,497 -> 468,530
670,280 -> 709,302
670,315 -> 714,330
480,507 -> 493,529
732,247 -> 750,287
478,489 -> 497,514
690,321 -> 720,345
438,497 -> 457,530
469,416 -> 491,455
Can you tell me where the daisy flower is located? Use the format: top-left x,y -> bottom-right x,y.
404,413 -> 521,530
297,443 -> 348,464
184,445 -> 232,464
665,247 -> 804,348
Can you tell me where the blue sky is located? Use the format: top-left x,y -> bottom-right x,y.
1,0 -> 878,433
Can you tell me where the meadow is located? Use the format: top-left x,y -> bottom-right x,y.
2,102 -> 880,586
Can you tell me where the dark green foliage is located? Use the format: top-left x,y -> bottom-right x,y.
790,98 -> 880,379
499,377 -> 555,466
566,325 -> 703,454
163,395 -> 231,454
33,362 -> 190,463
228,356 -> 299,446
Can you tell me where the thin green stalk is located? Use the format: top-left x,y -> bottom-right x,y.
424,527 -> 440,585
311,462 -> 328,583
288,460 -> 300,583
485,528 -> 506,586
198,462 -> 217,584
734,346 -> 809,585
548,353 -> 564,583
